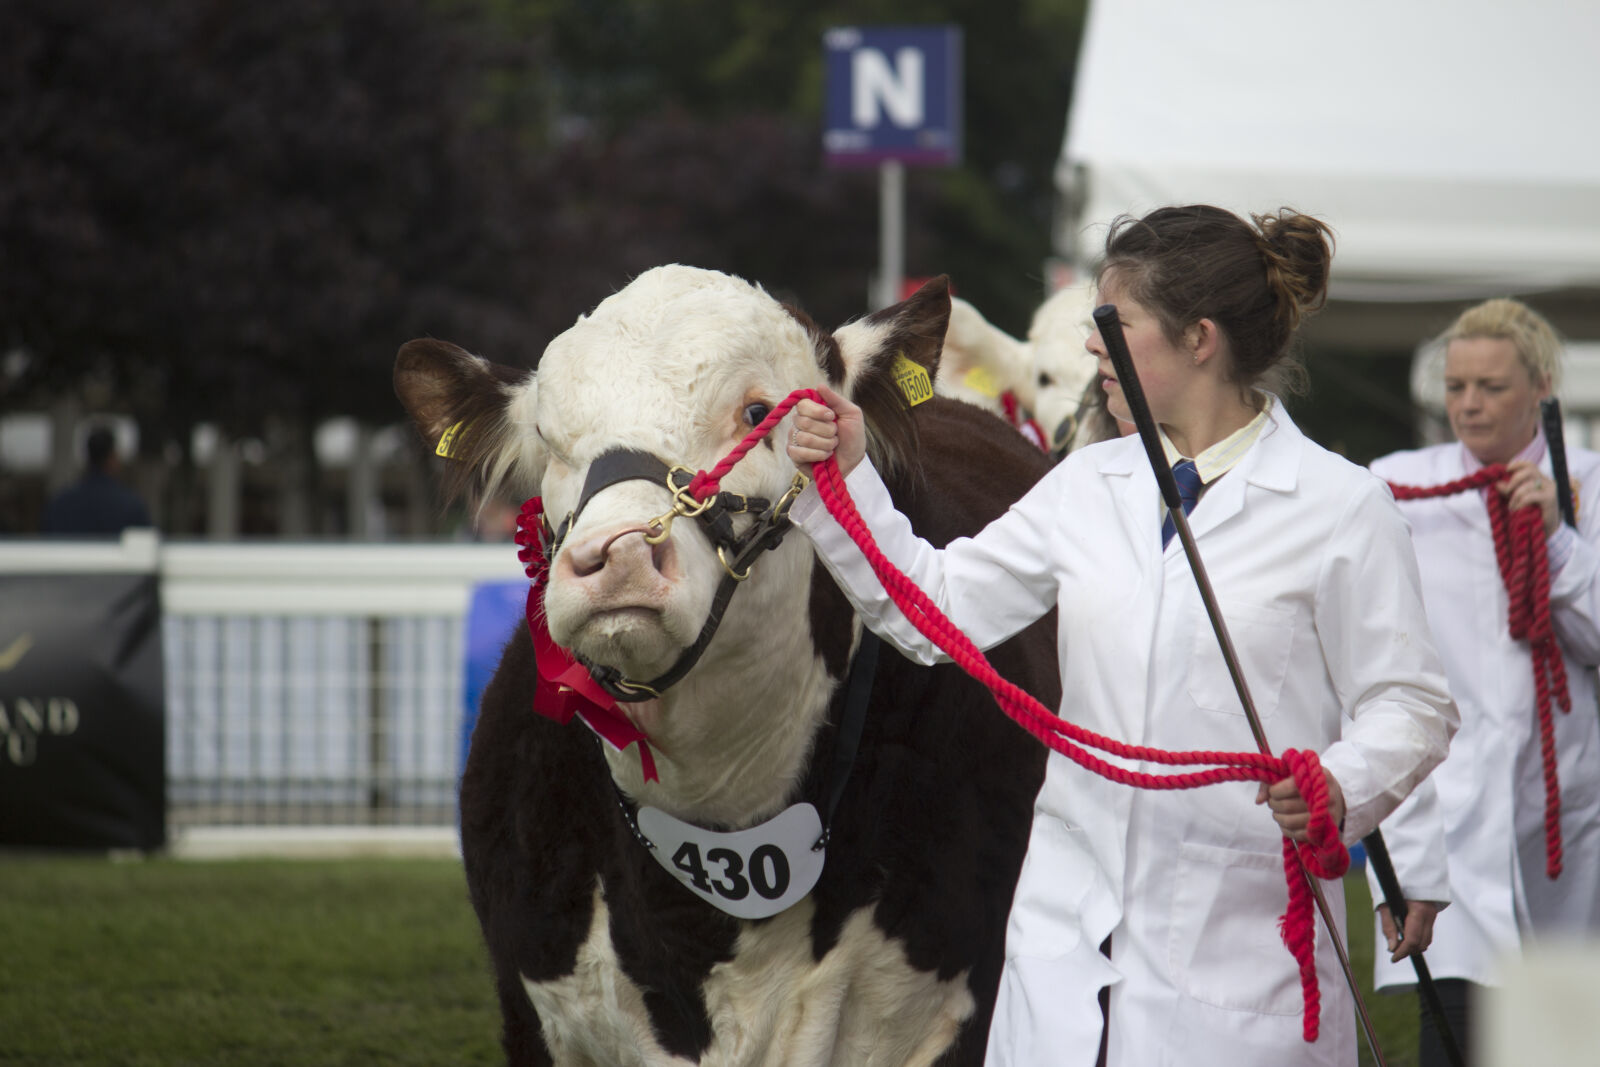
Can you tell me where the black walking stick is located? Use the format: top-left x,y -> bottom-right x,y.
1092,304 -> 1397,1065
1542,397 -> 1576,528
1361,831 -> 1465,1066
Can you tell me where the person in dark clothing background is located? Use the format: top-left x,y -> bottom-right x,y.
42,424 -> 153,535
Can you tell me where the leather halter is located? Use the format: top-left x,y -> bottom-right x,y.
546,448 -> 805,702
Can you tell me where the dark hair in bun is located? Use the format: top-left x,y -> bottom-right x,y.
1099,205 -> 1334,390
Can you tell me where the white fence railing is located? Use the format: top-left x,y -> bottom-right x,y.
2,531 -> 527,834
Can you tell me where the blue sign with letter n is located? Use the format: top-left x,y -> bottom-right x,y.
823,25 -> 963,168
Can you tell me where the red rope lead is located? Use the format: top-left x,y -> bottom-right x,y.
687,388 -> 1346,1041
1388,465 -> 1568,879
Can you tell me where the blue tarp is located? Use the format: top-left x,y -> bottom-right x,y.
460,580 -> 528,781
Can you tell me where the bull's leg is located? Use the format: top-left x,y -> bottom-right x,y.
493,965 -> 553,1067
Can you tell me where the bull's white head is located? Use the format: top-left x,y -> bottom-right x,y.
396,265 -> 950,825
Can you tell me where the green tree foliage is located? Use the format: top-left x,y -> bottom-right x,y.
1,0 -> 1086,450
1,0 -> 545,440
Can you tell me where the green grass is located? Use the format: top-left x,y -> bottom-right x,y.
0,856 -> 1420,1066
0,856 -> 502,1067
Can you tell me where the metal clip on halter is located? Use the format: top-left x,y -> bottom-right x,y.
644,466 -> 716,545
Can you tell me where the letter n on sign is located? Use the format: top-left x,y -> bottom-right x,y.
822,25 -> 963,169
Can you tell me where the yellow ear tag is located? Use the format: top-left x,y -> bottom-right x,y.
435,420 -> 466,458
892,353 -> 933,407
962,366 -> 1001,398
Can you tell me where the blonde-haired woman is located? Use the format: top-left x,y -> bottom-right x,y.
786,204 -> 1457,1067
1371,297 -> 1600,1067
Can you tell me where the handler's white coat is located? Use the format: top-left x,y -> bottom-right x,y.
1369,442 -> 1600,991
793,403 -> 1456,1067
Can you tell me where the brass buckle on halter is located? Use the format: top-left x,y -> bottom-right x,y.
717,544 -> 753,582
716,473 -> 806,582
644,466 -> 716,545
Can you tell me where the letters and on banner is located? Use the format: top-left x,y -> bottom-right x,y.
0,570 -> 166,850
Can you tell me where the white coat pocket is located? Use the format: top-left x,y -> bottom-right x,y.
1167,840 -> 1302,1015
1186,600 -> 1295,718
1004,817 -> 1117,964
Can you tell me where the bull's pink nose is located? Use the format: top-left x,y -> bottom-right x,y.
561,526 -> 673,580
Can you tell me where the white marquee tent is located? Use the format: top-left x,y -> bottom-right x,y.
1055,0 -> 1600,357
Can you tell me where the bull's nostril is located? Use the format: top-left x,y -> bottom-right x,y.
650,534 -> 674,578
564,526 -> 664,581
567,542 -> 607,578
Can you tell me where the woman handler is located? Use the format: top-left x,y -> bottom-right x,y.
1369,298 -> 1600,1067
785,204 -> 1457,1067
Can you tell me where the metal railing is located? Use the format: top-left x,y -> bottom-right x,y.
2,531 -> 526,834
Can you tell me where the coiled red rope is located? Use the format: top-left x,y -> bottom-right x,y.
686,388 -> 1346,1041
1387,465 -> 1569,879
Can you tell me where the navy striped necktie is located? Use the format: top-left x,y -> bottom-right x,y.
1161,459 -> 1204,548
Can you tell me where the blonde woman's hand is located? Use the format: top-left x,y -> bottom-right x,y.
1500,460 -> 1561,537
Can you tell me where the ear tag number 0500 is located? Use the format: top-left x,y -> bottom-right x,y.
892,353 -> 933,407
637,802 -> 826,920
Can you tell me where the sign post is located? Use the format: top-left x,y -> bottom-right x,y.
879,159 -> 904,313
823,26 -> 963,310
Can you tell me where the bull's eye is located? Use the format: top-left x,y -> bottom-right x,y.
742,402 -> 771,427
1038,371 -> 1056,388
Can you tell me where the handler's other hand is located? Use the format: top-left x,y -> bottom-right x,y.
1500,459 -> 1561,537
1377,900 -> 1441,962
787,384 -> 866,479
1254,769 -> 1346,843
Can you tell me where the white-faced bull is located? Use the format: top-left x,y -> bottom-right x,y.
395,266 -> 1058,1066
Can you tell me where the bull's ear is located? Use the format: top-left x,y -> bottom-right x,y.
825,276 -> 951,482
938,295 -> 1031,401
833,275 -> 951,399
394,339 -> 544,502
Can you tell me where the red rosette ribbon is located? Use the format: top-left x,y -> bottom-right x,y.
515,497 -> 658,782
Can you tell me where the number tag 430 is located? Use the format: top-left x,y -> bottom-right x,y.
637,802 -> 827,920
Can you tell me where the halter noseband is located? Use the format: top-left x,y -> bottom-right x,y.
544,448 -> 807,702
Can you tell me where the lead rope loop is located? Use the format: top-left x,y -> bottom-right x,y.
1387,465 -> 1569,878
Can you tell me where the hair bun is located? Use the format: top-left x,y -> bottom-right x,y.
1252,210 -> 1334,334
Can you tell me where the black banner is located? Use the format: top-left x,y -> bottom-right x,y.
0,572 -> 165,850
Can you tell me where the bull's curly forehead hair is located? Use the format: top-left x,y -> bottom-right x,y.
1097,204 -> 1334,389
